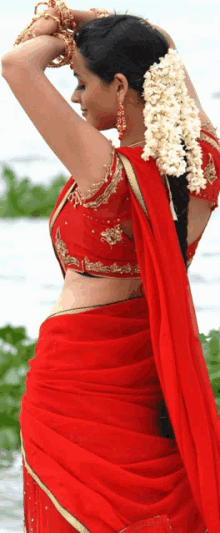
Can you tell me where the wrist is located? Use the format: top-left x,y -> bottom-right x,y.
27,9 -> 61,38
2,35 -> 65,72
13,4 -> 76,69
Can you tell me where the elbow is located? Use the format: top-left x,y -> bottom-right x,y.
1,55 -> 26,81
1,54 -> 15,78
1,47 -> 28,76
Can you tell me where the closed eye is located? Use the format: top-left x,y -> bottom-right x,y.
76,84 -> 85,90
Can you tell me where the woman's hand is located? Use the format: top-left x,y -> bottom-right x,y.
20,8 -> 95,44
67,9 -> 96,32
19,7 -> 62,43
1,6 -> 97,71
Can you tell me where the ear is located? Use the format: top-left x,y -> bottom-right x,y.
114,73 -> 129,103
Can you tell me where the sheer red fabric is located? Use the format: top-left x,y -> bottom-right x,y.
117,146 -> 220,532
21,298 -> 207,533
21,138 -> 220,533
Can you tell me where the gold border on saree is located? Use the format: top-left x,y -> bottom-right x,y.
117,153 -> 150,221
46,294 -> 144,320
21,432 -> 91,533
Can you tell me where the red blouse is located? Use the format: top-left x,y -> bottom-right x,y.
186,130 -> 220,264
49,130 -> 220,277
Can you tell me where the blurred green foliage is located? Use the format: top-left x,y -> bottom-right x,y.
199,329 -> 220,413
0,165 -> 66,218
0,325 -> 35,450
0,325 -> 219,450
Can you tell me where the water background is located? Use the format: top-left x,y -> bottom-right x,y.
0,0 -> 220,189
0,0 -> 220,531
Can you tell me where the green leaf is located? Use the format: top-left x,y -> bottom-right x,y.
0,428 -> 20,450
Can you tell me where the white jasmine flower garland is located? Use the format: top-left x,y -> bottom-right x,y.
141,48 -> 206,194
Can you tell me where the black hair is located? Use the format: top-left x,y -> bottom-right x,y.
74,13 -> 190,268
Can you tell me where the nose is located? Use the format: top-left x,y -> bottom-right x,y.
71,89 -> 81,104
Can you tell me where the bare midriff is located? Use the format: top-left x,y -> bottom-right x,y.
49,269 -> 143,315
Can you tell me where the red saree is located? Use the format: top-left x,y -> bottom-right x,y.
21,145 -> 220,533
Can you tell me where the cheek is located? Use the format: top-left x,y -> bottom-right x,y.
85,86 -> 106,109
84,86 -> 116,123
83,89 -> 95,109
88,88 -> 101,106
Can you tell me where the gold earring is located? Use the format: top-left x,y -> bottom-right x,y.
116,94 -> 127,141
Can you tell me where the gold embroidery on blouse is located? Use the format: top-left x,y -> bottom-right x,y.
68,188 -> 83,208
69,155 -> 124,211
204,153 -> 218,185
67,142 -> 122,210
55,227 -> 80,266
199,132 -> 220,155
100,224 -> 123,247
84,257 -> 140,275
54,228 -> 140,275
77,141 -> 115,201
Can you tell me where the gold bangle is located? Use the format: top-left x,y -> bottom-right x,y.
33,12 -> 62,32
47,32 -> 75,68
23,30 -> 37,39
14,1 -> 77,68
34,2 -> 49,15
14,12 -> 61,46
55,6 -> 76,32
14,16 -> 36,46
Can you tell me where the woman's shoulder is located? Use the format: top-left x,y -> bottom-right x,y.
190,128 -> 220,210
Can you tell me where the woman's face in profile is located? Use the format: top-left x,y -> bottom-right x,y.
71,49 -> 118,132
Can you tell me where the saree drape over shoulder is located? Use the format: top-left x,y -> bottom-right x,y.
21,138 -> 220,533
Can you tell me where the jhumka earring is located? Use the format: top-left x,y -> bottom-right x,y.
116,94 -> 127,141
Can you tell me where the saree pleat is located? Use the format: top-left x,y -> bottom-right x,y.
21,297 -> 206,533
21,146 -> 220,533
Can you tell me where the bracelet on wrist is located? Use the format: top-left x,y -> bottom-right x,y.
14,10 -> 62,45
14,0 -> 77,68
34,2 -> 49,14
48,31 -> 75,67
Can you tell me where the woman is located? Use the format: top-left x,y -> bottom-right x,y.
1,5 -> 220,533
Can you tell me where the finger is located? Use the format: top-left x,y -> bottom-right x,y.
70,9 -> 94,23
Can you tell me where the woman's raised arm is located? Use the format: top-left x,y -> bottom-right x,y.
1,8 -> 113,196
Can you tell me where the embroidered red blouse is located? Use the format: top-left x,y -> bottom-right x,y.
49,129 -> 220,277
